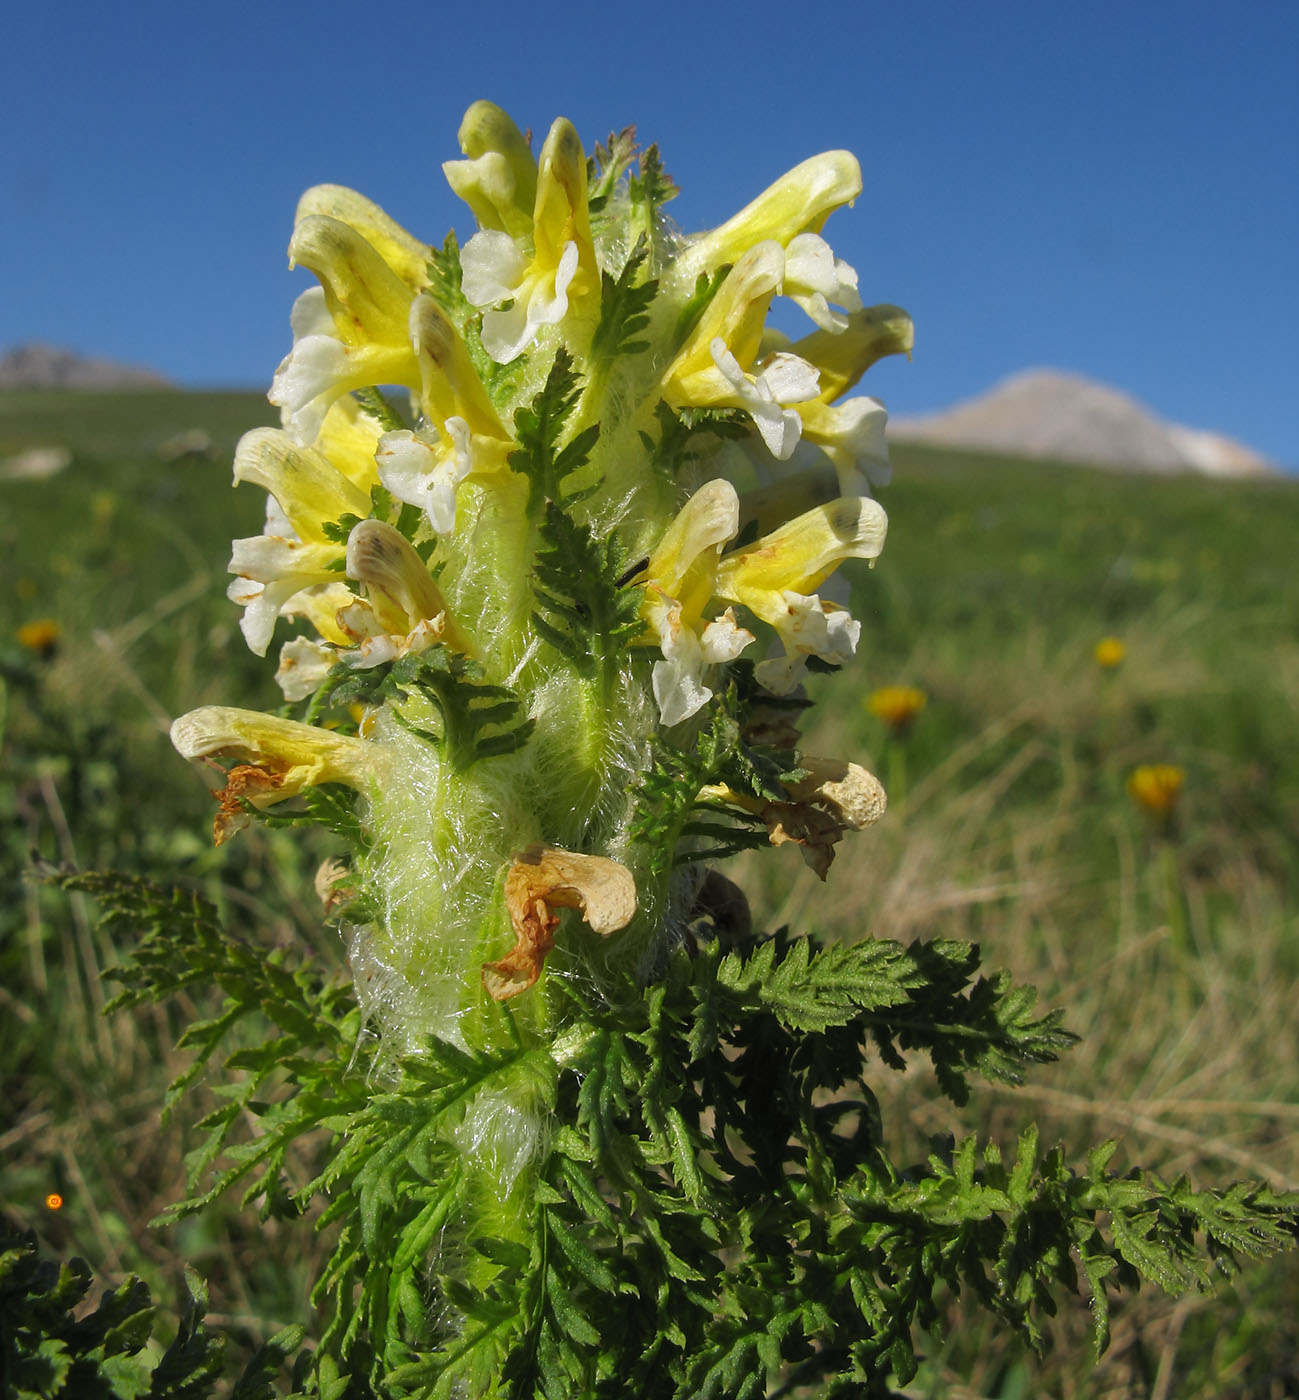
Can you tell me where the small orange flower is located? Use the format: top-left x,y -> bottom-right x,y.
1094,637 -> 1126,669
1127,765 -> 1184,818
17,619 -> 61,656
866,685 -> 927,732
45,1192 -> 64,1211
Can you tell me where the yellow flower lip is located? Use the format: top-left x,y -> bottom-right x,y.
1094,637 -> 1126,668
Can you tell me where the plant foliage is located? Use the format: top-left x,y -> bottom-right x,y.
0,1216 -> 304,1399
32,868 -> 1299,1398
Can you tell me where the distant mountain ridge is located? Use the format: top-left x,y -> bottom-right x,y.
0,342 -> 172,390
890,370 -> 1275,478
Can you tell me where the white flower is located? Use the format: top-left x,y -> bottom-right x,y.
460,230 -> 580,363
652,608 -> 753,728
275,636 -> 336,701
269,307 -> 354,445
782,233 -> 862,333
800,395 -> 892,493
333,608 -> 446,671
375,423 -> 475,536
709,339 -> 821,460
753,595 -> 862,694
227,533 -> 340,656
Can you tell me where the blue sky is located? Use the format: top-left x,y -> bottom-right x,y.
4,0 -> 1296,465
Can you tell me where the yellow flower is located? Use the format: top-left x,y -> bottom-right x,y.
273,521 -> 473,696
373,298 -> 516,536
17,619 -> 61,655
1127,764 -> 1184,818
459,118 -> 599,362
641,482 -> 888,721
171,706 -> 379,844
866,685 -> 927,732
341,519 -> 471,657
714,494 -> 888,693
640,479 -> 755,726
269,190 -> 428,442
1095,637 -> 1126,669
232,428 -> 373,544
442,100 -> 539,240
677,150 -> 862,279
662,242 -> 823,461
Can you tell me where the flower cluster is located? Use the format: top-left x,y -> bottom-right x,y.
173,102 -> 912,1052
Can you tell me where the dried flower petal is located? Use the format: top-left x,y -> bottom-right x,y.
483,844 -> 637,1000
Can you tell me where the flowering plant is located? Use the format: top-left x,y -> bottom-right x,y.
57,103 -> 1296,1399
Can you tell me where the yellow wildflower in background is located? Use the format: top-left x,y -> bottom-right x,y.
17,619 -> 61,656
1094,636 -> 1126,669
866,685 -> 927,733
1127,764 -> 1184,818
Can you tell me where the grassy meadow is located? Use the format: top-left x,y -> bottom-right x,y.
2,388 -> 1297,1397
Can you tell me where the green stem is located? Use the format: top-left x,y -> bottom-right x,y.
1158,837 -> 1189,960
887,737 -> 908,827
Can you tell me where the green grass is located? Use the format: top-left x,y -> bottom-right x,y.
2,393 -> 1296,1397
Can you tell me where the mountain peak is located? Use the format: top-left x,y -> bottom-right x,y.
0,342 -> 172,391
890,369 -> 1274,477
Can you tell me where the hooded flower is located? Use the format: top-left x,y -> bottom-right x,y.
441,100 -> 538,241
715,494 -> 888,693
662,242 -> 823,460
374,298 -> 516,534
459,118 -> 599,362
700,756 -> 887,877
640,480 -> 755,726
676,150 -> 862,280
333,519 -> 471,668
269,191 -> 427,442
226,427 -> 375,656
171,706 -> 378,844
